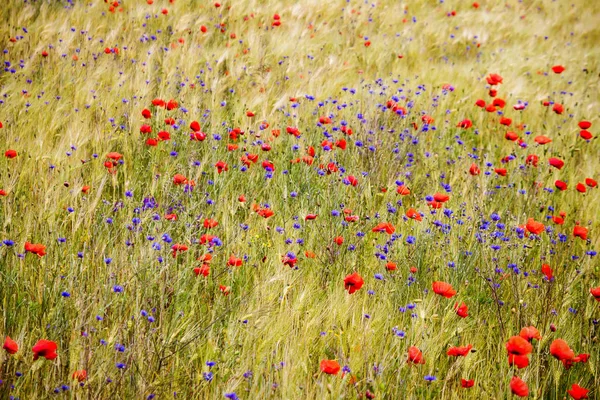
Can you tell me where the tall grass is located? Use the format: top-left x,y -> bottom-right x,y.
0,0 -> 599,398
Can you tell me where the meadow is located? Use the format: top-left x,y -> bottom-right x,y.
1,0 -> 599,398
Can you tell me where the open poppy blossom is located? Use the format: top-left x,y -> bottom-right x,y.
407,346 -> 425,364
454,302 -> 468,318
432,281 -> 456,298
525,218 -> 544,235
32,339 -> 58,360
510,376 -> 529,397
461,379 -> 475,388
550,339 -> 575,361
519,326 -> 541,342
372,222 -> 395,234
3,336 -> 18,354
25,242 -> 46,257
344,272 -> 364,294
567,384 -> 589,400
447,344 -> 472,357
72,370 -> 87,382
320,359 -> 340,374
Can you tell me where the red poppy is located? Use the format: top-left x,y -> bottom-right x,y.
475,99 -> 486,108
171,244 -> 188,257
534,135 -> 552,145
334,236 -> 344,246
3,336 -> 18,354
215,161 -> 228,173
486,73 -> 503,85
510,376 -> 529,397
372,222 -> 395,234
585,178 -> 597,187
106,152 -> 122,161
454,302 -> 468,318
469,163 -> 480,175
590,287 -> 600,301
519,326 -> 541,342
166,99 -> 178,110
552,216 -> 564,225
573,225 -> 588,240
494,168 -> 507,176
550,339 -> 575,361
72,370 -> 87,382
25,242 -> 46,257
397,185 -> 411,195
173,174 -> 189,185
578,120 -> 591,129
506,336 -> 533,356
555,180 -> 568,191
433,193 -> 449,203
525,218 -> 544,235
576,183 -> 586,193
320,359 -> 340,375
140,124 -> 152,134
548,157 -> 564,169
32,339 -> 58,360
499,117 -> 512,126
567,384 -> 589,399
551,65 -> 565,74
346,175 -> 358,186
525,154 -> 539,167
580,130 -> 593,140
447,344 -> 472,357
461,379 -> 475,388
541,264 -> 553,280
432,281 -> 456,298
4,149 -> 17,159
385,262 -> 397,271
344,272 -> 364,294
505,131 -> 519,141
203,218 -> 218,228
493,98 -> 506,108
508,354 -> 529,369
553,103 -> 564,114
457,119 -> 473,129
407,346 -> 425,364
406,208 -> 422,221
227,255 -> 242,267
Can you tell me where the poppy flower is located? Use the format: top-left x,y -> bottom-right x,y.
550,339 -> 575,361
525,218 -> 544,235
4,149 -> 17,158
397,185 -> 411,195
372,222 -> 395,234
166,99 -> 178,110
141,108 -> 152,118
499,117 -> 512,126
506,336 -> 533,356
219,285 -> 230,295
25,242 -> 46,257
32,339 -> 58,360
171,244 -> 188,257
227,255 -> 242,267
194,264 -> 210,277
385,262 -> 397,271
475,99 -> 486,108
406,208 -> 422,221
215,161 -> 228,173
454,302 -> 468,318
203,218 -> 218,228
432,281 -> 456,298
519,326 -> 541,342
590,287 -> 600,301
320,359 -> 340,375
580,130 -> 593,140
106,152 -> 122,161
552,216 -> 564,225
541,264 -> 553,280
510,376 -> 529,397
461,379 -> 475,388
344,272 -> 364,294
3,336 -> 18,354
72,370 -> 87,382
576,183 -> 586,193
505,131 -> 519,141
551,65 -> 565,74
567,384 -> 589,400
457,119 -> 473,129
494,168 -> 507,176
563,353 -> 590,369
555,180 -> 568,191
578,120 -> 591,129
508,354 -> 530,369
585,178 -> 597,187
346,175 -> 358,186
469,163 -> 480,175
573,225 -> 588,240
486,73 -> 503,85
305,251 -> 316,258
407,346 -> 425,364
534,135 -> 552,145
493,98 -> 506,108
525,154 -> 539,167
447,344 -> 472,357
140,124 -> 152,134
433,193 -> 449,203
553,103 -> 564,114
173,174 -> 189,185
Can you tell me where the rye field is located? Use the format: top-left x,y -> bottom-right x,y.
1,0 -> 600,398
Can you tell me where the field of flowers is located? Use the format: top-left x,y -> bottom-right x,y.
1,0 -> 599,398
